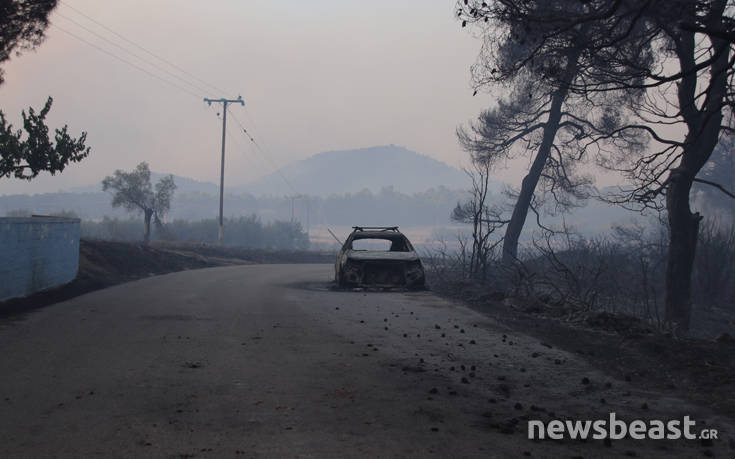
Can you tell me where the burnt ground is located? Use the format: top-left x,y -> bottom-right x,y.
429,279 -> 735,423
0,238 -> 334,318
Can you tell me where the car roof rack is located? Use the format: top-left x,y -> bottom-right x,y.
352,226 -> 399,232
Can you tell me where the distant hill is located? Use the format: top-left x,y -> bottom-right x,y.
62,146 -> 475,197
234,145 -> 486,196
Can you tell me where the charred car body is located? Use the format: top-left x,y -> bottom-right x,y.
335,226 -> 425,288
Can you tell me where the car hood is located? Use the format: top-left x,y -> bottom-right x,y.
345,250 -> 420,262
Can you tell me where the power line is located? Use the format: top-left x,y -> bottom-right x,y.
54,11 -> 212,96
50,23 -> 202,99
60,1 -> 290,202
229,110 -> 309,230
59,1 -> 297,207
60,0 -> 231,96
228,108 -> 295,191
220,115 -> 273,180
217,108 -> 311,233
204,104 -> 272,181
238,111 -> 300,194
227,107 -> 299,195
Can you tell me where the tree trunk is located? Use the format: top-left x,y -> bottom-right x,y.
664,169 -> 700,332
501,88 -> 567,264
664,131 -> 724,333
501,50 -> 580,265
143,208 -> 153,245
664,4 -> 729,333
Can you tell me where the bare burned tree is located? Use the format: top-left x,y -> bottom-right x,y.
450,158 -> 507,279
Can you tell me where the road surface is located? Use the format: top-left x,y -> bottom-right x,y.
0,265 -> 730,458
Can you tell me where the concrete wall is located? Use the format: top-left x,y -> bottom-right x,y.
0,216 -> 80,301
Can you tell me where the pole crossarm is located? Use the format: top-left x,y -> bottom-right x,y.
204,95 -> 245,106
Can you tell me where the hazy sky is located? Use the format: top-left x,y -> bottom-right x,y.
0,0 -> 523,195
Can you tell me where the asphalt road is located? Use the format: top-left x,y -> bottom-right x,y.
0,265 -> 731,458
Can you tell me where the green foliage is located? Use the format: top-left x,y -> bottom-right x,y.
102,162 -> 176,219
166,215 -> 310,249
0,97 -> 90,180
0,0 -> 58,85
102,162 -> 176,243
154,175 -> 176,217
0,2 -> 89,181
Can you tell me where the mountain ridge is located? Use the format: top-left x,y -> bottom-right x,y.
233,145 -> 481,196
61,145 -> 477,197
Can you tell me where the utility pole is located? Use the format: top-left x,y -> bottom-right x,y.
204,95 -> 244,245
290,194 -> 305,224
289,193 -> 310,244
290,195 -> 295,223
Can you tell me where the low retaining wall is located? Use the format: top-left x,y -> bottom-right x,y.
0,216 -> 80,301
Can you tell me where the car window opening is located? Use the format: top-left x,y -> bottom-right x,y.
350,237 -> 409,252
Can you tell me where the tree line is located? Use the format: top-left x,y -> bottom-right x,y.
95,162 -> 308,249
0,186 -> 476,228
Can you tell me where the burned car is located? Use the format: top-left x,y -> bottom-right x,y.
335,226 -> 425,288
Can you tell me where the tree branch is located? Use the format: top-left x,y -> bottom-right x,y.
694,177 -> 735,200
